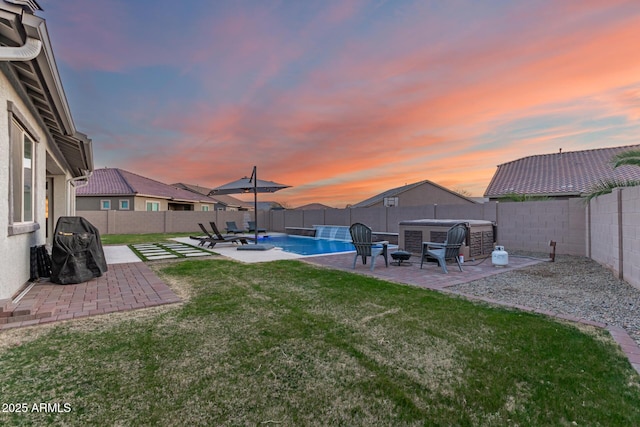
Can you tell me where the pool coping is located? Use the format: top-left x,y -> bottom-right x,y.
172,235 -> 368,263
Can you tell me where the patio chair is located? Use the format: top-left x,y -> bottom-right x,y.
420,223 -> 466,274
225,221 -> 245,234
247,221 -> 267,234
349,222 -> 388,271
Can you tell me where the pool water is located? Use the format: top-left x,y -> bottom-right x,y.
259,235 -> 355,256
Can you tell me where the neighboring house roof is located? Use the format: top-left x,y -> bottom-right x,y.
0,1 -> 92,177
257,201 -> 285,211
484,145 -> 640,198
294,203 -> 334,210
352,180 -> 475,208
77,168 -> 216,203
172,182 -> 253,209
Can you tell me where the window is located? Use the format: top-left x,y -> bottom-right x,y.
119,200 -> 129,210
11,122 -> 34,223
8,102 -> 41,235
146,201 -> 160,211
100,200 -> 111,210
202,205 -> 209,211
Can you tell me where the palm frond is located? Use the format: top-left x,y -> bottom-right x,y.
582,179 -> 640,202
499,192 -> 550,202
612,150 -> 640,168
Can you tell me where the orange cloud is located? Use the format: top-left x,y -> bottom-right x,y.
86,1 -> 640,207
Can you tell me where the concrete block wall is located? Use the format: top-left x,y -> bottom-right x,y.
324,209 -> 351,226
82,201 -> 584,258
622,187 -> 640,288
387,205 -> 435,232
588,187 -> 640,288
78,210 -> 250,234
302,210 -> 325,228
588,190 -> 621,276
351,207 -> 388,230
496,199 -> 586,256
436,203 -> 489,221
79,190 -> 640,291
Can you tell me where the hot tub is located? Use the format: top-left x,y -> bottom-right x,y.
398,219 -> 496,258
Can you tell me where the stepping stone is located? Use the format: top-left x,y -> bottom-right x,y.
139,250 -> 169,255
184,252 -> 209,257
145,254 -> 178,260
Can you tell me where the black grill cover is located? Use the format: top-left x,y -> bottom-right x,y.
51,216 -> 108,285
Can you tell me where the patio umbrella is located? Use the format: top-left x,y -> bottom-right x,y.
209,166 -> 290,246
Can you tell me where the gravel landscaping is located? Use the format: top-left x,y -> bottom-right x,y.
447,252 -> 640,347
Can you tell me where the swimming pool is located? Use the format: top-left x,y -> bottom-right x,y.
260,235 -> 355,256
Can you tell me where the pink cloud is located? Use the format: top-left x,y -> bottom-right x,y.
81,1 -> 640,206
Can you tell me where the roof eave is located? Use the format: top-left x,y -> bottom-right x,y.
487,191 -> 582,198
10,11 -> 93,177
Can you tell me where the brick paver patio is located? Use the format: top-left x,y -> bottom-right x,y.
0,262 -> 180,330
303,251 -> 542,289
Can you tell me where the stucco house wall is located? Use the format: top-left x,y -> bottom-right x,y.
0,2 -> 93,302
380,183 -> 474,207
358,181 -> 475,209
0,72 -> 46,300
77,196 -> 135,211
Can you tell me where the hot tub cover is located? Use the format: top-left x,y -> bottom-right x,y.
398,219 -> 494,226
50,216 -> 107,285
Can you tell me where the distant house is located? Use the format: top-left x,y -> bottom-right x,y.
294,203 -> 334,210
0,1 -> 94,301
77,168 -> 219,211
352,180 -> 476,208
256,201 -> 285,211
484,145 -> 640,200
172,182 -> 252,211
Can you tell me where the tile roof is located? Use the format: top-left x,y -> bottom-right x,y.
77,168 -> 215,202
352,180 -> 473,208
294,203 -> 334,210
484,144 -> 640,197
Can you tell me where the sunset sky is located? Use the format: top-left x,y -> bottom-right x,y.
40,0 -> 640,207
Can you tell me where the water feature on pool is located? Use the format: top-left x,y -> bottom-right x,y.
258,234 -> 355,256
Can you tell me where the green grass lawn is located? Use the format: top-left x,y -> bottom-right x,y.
101,232 -> 197,246
1,259 -> 639,426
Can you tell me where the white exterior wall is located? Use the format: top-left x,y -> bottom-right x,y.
0,71 -> 74,300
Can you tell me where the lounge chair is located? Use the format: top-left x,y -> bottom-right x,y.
189,223 -> 251,247
225,221 -> 245,234
247,221 -> 267,234
420,223 -> 466,273
210,222 -> 255,244
349,222 -> 388,271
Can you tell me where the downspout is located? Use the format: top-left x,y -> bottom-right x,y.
69,170 -> 93,189
0,37 -> 42,61
66,170 -> 93,214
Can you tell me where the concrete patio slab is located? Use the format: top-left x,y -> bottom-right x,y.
103,245 -> 141,264
172,237 -> 304,263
